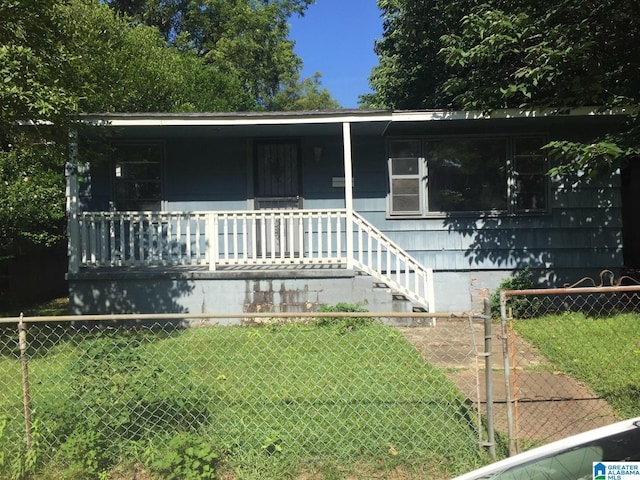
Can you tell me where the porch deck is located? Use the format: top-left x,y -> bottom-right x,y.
69,262 -> 352,279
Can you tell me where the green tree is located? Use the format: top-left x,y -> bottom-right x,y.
63,0 -> 250,112
366,0 -> 640,177
1,0 -> 336,257
269,72 -> 341,111
0,0 -> 76,134
0,137 -> 67,254
0,0 -> 249,256
439,1 -> 639,111
440,0 -> 640,177
0,0 -> 76,254
362,0 -> 474,109
105,0 -> 320,108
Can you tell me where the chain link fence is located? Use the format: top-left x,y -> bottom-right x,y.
0,310 -> 495,479
500,271 -> 640,455
6,273 -> 640,478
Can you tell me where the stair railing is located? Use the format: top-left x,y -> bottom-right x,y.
350,211 -> 435,312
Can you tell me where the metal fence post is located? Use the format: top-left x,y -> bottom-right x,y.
18,314 -> 33,450
500,290 -> 517,456
483,299 -> 496,460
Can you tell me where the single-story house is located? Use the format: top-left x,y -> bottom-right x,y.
66,108 -> 637,317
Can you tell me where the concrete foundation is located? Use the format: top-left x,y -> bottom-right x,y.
68,268 -> 415,324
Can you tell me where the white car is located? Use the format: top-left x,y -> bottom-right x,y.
453,417 -> 640,480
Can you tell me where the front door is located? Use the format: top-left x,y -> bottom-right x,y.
254,141 -> 301,209
254,141 -> 302,256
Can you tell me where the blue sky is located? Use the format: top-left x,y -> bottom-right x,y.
288,0 -> 383,108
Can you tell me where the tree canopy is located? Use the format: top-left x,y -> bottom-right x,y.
439,1 -> 639,112
104,0 -> 324,109
365,0 -> 640,177
363,0 -> 468,110
367,0 -> 639,112
0,0 -> 337,256
1,1 -> 74,134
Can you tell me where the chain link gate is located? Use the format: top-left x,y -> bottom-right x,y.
0,309 -> 496,479
500,270 -> 640,455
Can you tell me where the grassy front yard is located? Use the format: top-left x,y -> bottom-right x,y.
0,307 -> 488,479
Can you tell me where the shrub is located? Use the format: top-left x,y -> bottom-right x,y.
490,268 -> 538,318
56,429 -> 112,479
314,302 -> 373,332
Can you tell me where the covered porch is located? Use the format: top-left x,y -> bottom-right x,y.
66,111 -> 439,313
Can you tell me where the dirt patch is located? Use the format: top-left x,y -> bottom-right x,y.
108,463 -> 152,480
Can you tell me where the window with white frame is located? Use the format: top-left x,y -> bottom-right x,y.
388,136 -> 548,215
112,143 -> 163,211
388,139 -> 422,214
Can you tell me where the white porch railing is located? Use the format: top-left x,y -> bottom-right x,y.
214,209 -> 347,267
74,211 -> 210,268
71,209 -> 435,311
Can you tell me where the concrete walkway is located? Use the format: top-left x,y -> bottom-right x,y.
399,318 -> 617,448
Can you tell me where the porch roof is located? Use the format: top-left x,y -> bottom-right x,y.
76,106 -> 631,138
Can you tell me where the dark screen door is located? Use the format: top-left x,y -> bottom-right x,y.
253,141 -> 302,256
254,141 -> 301,209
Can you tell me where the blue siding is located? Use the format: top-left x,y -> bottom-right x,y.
360,185 -> 622,273
95,130 -> 621,278
346,123 -> 623,280
80,117 -> 624,304
300,136 -> 345,203
81,160 -> 112,211
165,138 -> 249,209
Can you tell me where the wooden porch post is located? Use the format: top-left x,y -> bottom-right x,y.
66,129 -> 80,274
207,212 -> 218,271
343,122 -> 354,269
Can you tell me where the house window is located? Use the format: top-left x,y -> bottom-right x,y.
113,143 -> 163,211
426,138 -> 508,212
388,139 -> 422,214
387,136 -> 548,216
513,137 -> 548,212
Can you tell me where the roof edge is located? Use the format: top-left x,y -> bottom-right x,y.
75,106 -> 634,127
